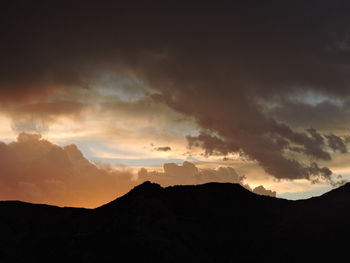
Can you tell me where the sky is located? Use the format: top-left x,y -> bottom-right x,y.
1,1 -> 350,207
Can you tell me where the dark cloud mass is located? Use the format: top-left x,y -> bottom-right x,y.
271,100 -> 350,131
1,1 -> 350,183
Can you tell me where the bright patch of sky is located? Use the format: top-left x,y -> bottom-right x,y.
0,115 -> 16,142
277,185 -> 332,200
290,90 -> 344,106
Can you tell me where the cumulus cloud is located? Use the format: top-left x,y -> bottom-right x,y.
0,134 -> 276,207
138,161 -> 243,186
0,133 -> 135,208
0,1 -> 350,185
250,185 -> 277,198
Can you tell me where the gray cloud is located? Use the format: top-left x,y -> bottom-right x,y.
325,134 -> 348,153
1,1 -> 350,184
154,146 -> 172,152
252,186 -> 276,197
270,100 -> 350,132
245,185 -> 277,198
0,100 -> 87,133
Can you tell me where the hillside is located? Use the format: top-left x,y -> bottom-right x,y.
1,182 -> 349,262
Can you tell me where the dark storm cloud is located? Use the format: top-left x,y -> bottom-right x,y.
1,1 -> 350,183
325,134 -> 348,153
271,100 -> 350,131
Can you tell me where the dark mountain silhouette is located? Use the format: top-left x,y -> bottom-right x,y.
1,181 -> 350,262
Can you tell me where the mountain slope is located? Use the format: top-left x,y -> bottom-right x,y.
0,182 -> 350,262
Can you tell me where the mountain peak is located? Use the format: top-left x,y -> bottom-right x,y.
127,181 -> 163,196
97,181 -> 163,210
97,181 -> 263,213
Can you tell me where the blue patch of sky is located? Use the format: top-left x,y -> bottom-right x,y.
90,73 -> 153,101
277,185 -> 332,200
290,90 -> 343,106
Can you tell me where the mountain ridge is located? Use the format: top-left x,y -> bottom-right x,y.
0,181 -> 350,262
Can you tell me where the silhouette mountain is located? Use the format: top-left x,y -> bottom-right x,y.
1,181 -> 350,262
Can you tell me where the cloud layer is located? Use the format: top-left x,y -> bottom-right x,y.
1,1 -> 350,184
0,134 -> 274,207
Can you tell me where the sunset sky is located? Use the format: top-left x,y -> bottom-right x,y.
1,1 -> 350,207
